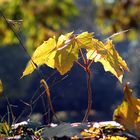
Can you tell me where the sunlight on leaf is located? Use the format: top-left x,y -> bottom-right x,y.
113,84 -> 140,138
22,32 -> 79,77
22,32 -> 128,81
87,40 -> 129,83
22,37 -> 57,77
54,32 -> 80,75
76,32 -> 94,49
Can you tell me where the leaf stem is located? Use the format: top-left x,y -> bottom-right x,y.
82,67 -> 92,122
77,48 -> 93,122
79,48 -> 87,65
75,61 -> 86,70
88,59 -> 94,69
87,53 -> 98,69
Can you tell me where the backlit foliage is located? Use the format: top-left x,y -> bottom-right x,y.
22,32 -> 128,83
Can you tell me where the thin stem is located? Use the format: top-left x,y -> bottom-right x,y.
77,48 -> 93,122
40,79 -> 60,123
79,48 -> 87,65
88,58 -> 95,69
0,10 -> 46,80
87,51 -> 99,69
5,96 -> 15,124
75,60 -> 86,70
0,10 -> 37,70
7,106 -> 10,125
82,68 -> 92,122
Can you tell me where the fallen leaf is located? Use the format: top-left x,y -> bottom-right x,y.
113,84 -> 140,138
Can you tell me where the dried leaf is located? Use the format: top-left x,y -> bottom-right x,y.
113,84 -> 140,138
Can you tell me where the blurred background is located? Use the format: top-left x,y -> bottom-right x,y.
0,0 -> 140,124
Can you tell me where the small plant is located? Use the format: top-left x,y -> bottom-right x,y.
22,31 -> 129,122
1,10 -> 140,139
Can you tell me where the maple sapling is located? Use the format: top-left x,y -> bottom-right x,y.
22,32 -> 128,122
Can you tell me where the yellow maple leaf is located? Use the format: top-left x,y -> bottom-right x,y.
54,32 -> 79,75
75,32 -> 93,49
22,32 -> 128,82
22,32 -> 79,77
22,37 -> 57,77
113,84 -> 140,138
87,39 -> 129,83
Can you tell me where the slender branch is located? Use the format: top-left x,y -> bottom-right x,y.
0,10 -> 46,80
75,60 -> 86,70
75,38 -> 92,64
82,68 -> 92,122
0,10 -> 37,70
77,46 -> 93,122
87,52 -> 98,69
79,48 -> 87,65
88,59 -> 94,69
40,79 -> 60,123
